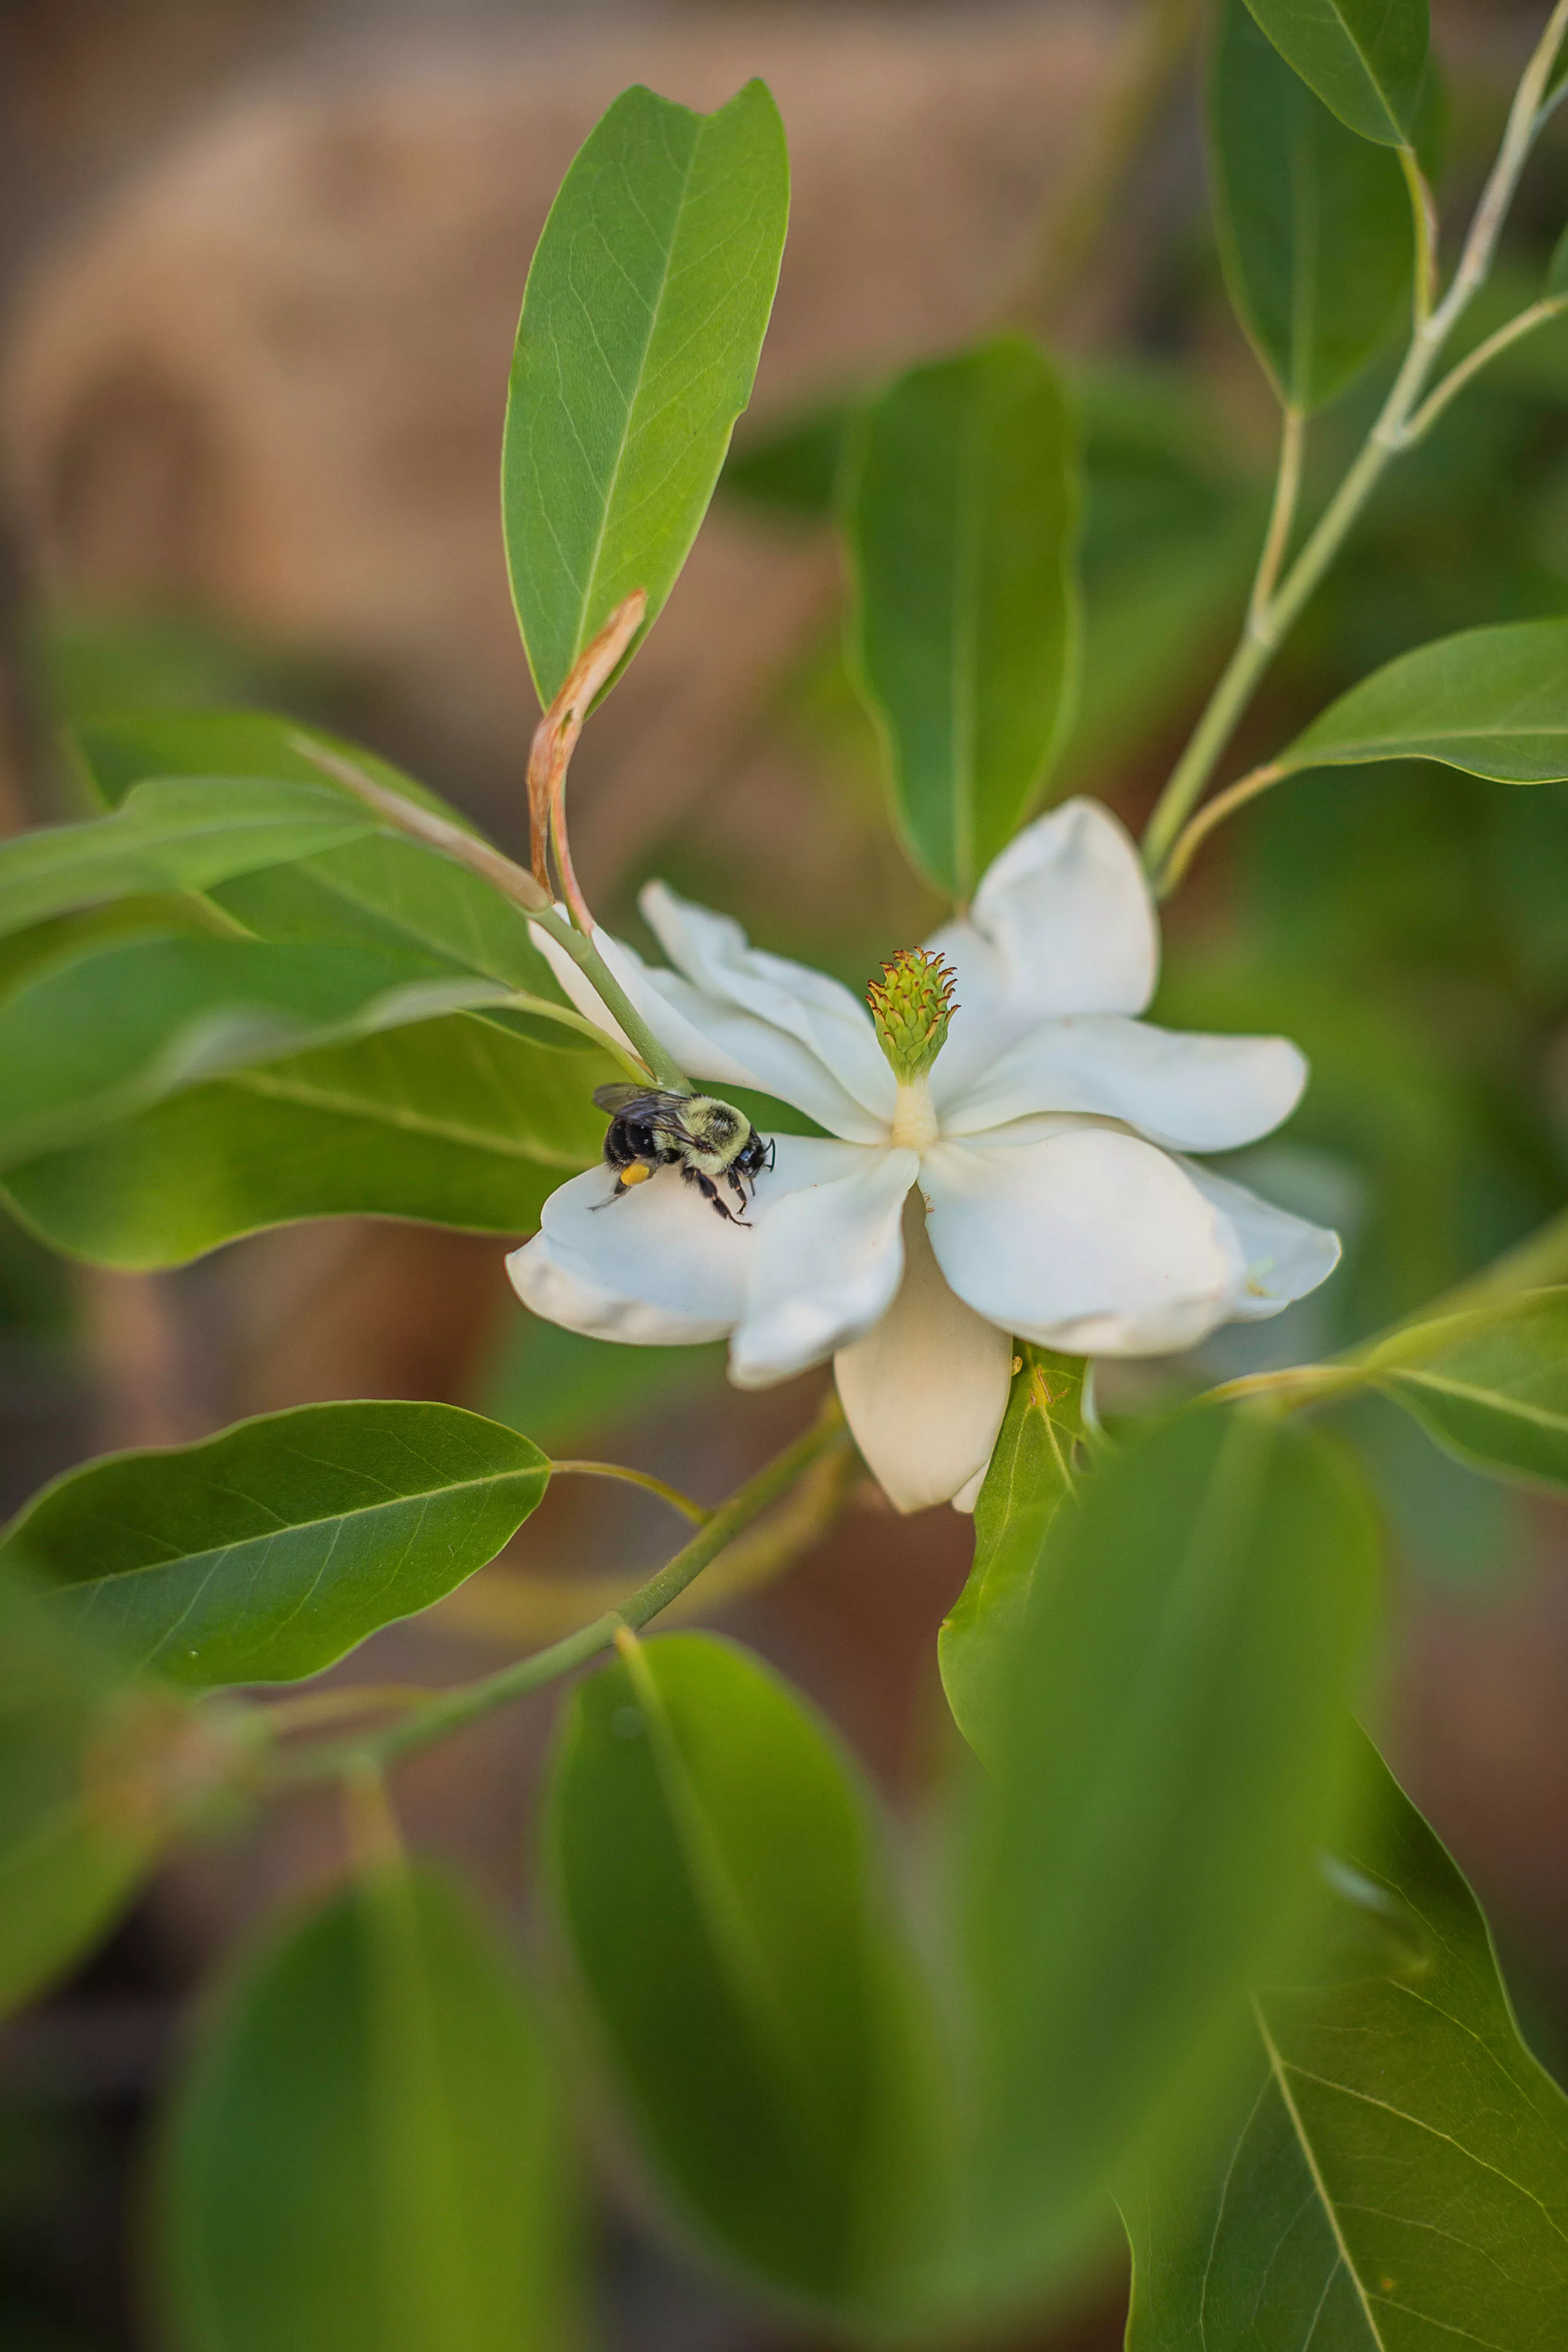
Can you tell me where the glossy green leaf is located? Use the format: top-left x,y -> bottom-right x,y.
962,1404 -> 1380,2298
503,81 -> 789,706
2,1015 -> 610,1269
549,1632 -> 941,2318
844,335 -> 1080,900
1124,1733 -> 1568,2348
1368,1288 -> 1568,1493
0,778 -> 375,942
161,1862 -> 579,2352
1241,0 -> 1428,148
0,1566 -> 180,2016
1278,619 -> 1568,781
1,1401 -> 550,1686
938,1348 -> 1086,1761
71,710 -> 572,1009
0,934 -> 520,1168
1211,0 -> 1412,412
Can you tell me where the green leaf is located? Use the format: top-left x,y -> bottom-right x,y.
844,335 -> 1081,900
1,1401 -> 550,1686
0,934 -> 520,1168
0,1566 -> 179,2016
938,1348 -> 1086,1760
1241,0 -> 1429,148
1210,0 -> 1413,412
1,1016 -> 611,1269
0,778 -> 376,943
161,1861 -> 580,2352
721,400 -> 849,519
1278,619 -> 1568,781
962,1404 -> 1380,2298
503,80 -> 790,706
71,711 -> 572,1009
1367,1288 -> 1568,1493
1549,218 -> 1568,300
1124,1732 -> 1568,2348
548,1632 -> 941,2318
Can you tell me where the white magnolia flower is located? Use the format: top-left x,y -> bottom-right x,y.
507,799 -> 1339,1512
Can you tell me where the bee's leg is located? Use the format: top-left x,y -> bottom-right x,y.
590,1165 -> 655,1212
684,1166 -> 743,1224
727,1167 -> 750,1212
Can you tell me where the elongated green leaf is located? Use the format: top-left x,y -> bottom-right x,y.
1242,0 -> 1428,148
1279,619 -> 1568,781
938,1348 -> 1086,1760
162,1862 -> 579,2352
549,1632 -> 941,2318
503,81 -> 789,706
1124,1733 -> 1568,2348
1211,0 -> 1412,412
0,778 -> 375,943
1366,1288 -> 1568,1492
71,711 -> 572,1011
2,1015 -> 611,1269
1,1402 -> 550,1686
0,934 -> 520,1168
844,336 -> 1080,900
0,1567 -> 182,2016
962,1404 -> 1380,2300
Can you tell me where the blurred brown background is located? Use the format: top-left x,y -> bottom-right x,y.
2,1 -> 1566,2346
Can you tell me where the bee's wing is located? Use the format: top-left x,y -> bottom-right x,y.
591,1084 -> 688,1130
592,1083 -> 656,1115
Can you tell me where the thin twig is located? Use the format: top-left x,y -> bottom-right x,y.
1247,409 -> 1305,633
1155,760 -> 1285,896
549,1459 -> 710,1524
1403,295 -> 1568,444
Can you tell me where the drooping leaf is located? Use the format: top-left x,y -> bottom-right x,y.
0,933 -> 520,1168
1124,1732 -> 1568,2349
549,1632 -> 942,2320
1277,619 -> 1568,781
1210,0 -> 1413,412
503,80 -> 790,706
938,1348 -> 1086,1761
71,711 -> 573,1012
961,1404 -> 1380,2301
0,778 -> 375,943
1365,1288 -> 1568,1493
1,1402 -> 550,1686
161,1862 -> 580,2352
844,335 -> 1081,900
1,1015 -> 611,1269
0,1566 -> 186,2017
1241,0 -> 1429,149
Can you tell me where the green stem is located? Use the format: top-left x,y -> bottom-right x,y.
1141,0 -> 1568,878
549,1459 -> 709,1524
277,1402 -> 849,1784
1403,295 -> 1568,444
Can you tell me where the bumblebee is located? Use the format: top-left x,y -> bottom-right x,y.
591,1084 -> 774,1222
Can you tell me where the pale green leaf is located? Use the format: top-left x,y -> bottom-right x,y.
844,335 -> 1081,900
1278,619 -> 1568,781
1367,1288 -> 1568,1493
1124,1732 -> 1568,2348
549,1632 -> 942,2320
1,1401 -> 550,1686
161,1862 -> 580,2352
503,80 -> 789,706
1242,0 -> 1429,148
1211,0 -> 1413,412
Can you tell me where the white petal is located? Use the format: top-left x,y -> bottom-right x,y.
926,799 -> 1157,1101
728,1147 -> 918,1389
922,1126 -> 1245,1357
506,1134 -> 861,1348
1178,1160 -> 1342,1319
942,1015 -> 1308,1151
833,1198 -> 1014,1512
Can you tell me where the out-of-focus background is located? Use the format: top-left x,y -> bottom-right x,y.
2,1 -> 1567,2344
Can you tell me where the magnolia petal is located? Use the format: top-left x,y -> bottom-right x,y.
834,1199 -> 1014,1512
506,1134 -> 860,1347
942,1014 -> 1308,1151
922,1126 -> 1245,1357
729,1147 -> 919,1389
926,799 -> 1157,1101
642,881 -> 897,1121
1179,1159 -> 1342,1319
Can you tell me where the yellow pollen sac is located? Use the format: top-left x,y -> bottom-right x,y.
867,947 -> 958,1084
621,1162 -> 652,1185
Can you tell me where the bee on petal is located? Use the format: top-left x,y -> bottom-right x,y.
591,1084 -> 774,1224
